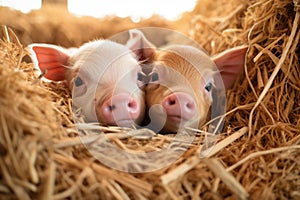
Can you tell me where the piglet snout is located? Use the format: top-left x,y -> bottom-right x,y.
162,92 -> 197,122
100,93 -> 140,126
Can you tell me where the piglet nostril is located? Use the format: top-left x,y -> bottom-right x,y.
103,103 -> 113,113
128,99 -> 136,108
169,99 -> 176,105
127,98 -> 139,113
108,105 -> 116,112
186,101 -> 195,110
165,97 -> 177,106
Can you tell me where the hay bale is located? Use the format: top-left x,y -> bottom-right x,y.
0,5 -> 174,47
0,0 -> 299,199
188,0 -> 300,198
0,27 -> 66,199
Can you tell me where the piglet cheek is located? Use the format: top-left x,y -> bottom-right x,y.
195,94 -> 212,125
94,99 -> 106,123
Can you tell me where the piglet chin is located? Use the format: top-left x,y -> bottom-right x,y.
114,119 -> 136,127
163,118 -> 188,132
163,117 -> 199,133
168,116 -> 182,122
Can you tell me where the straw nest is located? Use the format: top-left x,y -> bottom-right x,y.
0,0 -> 299,199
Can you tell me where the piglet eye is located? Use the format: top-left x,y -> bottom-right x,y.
151,72 -> 159,82
137,72 -> 143,81
205,82 -> 213,92
73,76 -> 87,97
75,77 -> 84,87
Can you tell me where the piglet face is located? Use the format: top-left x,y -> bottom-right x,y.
29,40 -> 146,127
67,41 -> 145,127
94,55 -> 145,127
126,29 -> 247,133
144,47 -> 215,132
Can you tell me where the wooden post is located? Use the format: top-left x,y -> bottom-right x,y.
42,0 -> 68,9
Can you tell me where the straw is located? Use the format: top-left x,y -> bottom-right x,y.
0,0 -> 299,198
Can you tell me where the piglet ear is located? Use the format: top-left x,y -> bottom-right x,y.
28,44 -> 70,81
126,29 -> 156,61
212,45 -> 248,89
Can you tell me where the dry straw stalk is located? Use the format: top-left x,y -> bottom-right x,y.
0,0 -> 299,199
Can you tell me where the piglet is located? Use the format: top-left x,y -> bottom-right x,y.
126,30 -> 247,132
28,40 -> 145,127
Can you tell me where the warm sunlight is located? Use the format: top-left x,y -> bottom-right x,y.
0,0 -> 41,13
0,0 -> 197,20
68,0 -> 197,20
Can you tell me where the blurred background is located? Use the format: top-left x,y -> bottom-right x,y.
0,0 -> 198,47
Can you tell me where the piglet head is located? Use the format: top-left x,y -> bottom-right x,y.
143,46 -> 217,132
28,41 -> 145,127
126,29 -> 248,132
69,41 -> 146,127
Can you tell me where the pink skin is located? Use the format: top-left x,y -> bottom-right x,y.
100,93 -> 141,126
28,40 -> 145,127
162,92 -> 197,122
126,30 -> 248,132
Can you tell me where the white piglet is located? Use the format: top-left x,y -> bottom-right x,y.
28,40 -> 145,127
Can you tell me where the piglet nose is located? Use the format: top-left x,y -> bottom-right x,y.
101,93 -> 140,125
162,92 -> 197,120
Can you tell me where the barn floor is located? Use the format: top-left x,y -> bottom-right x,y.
0,0 -> 299,199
